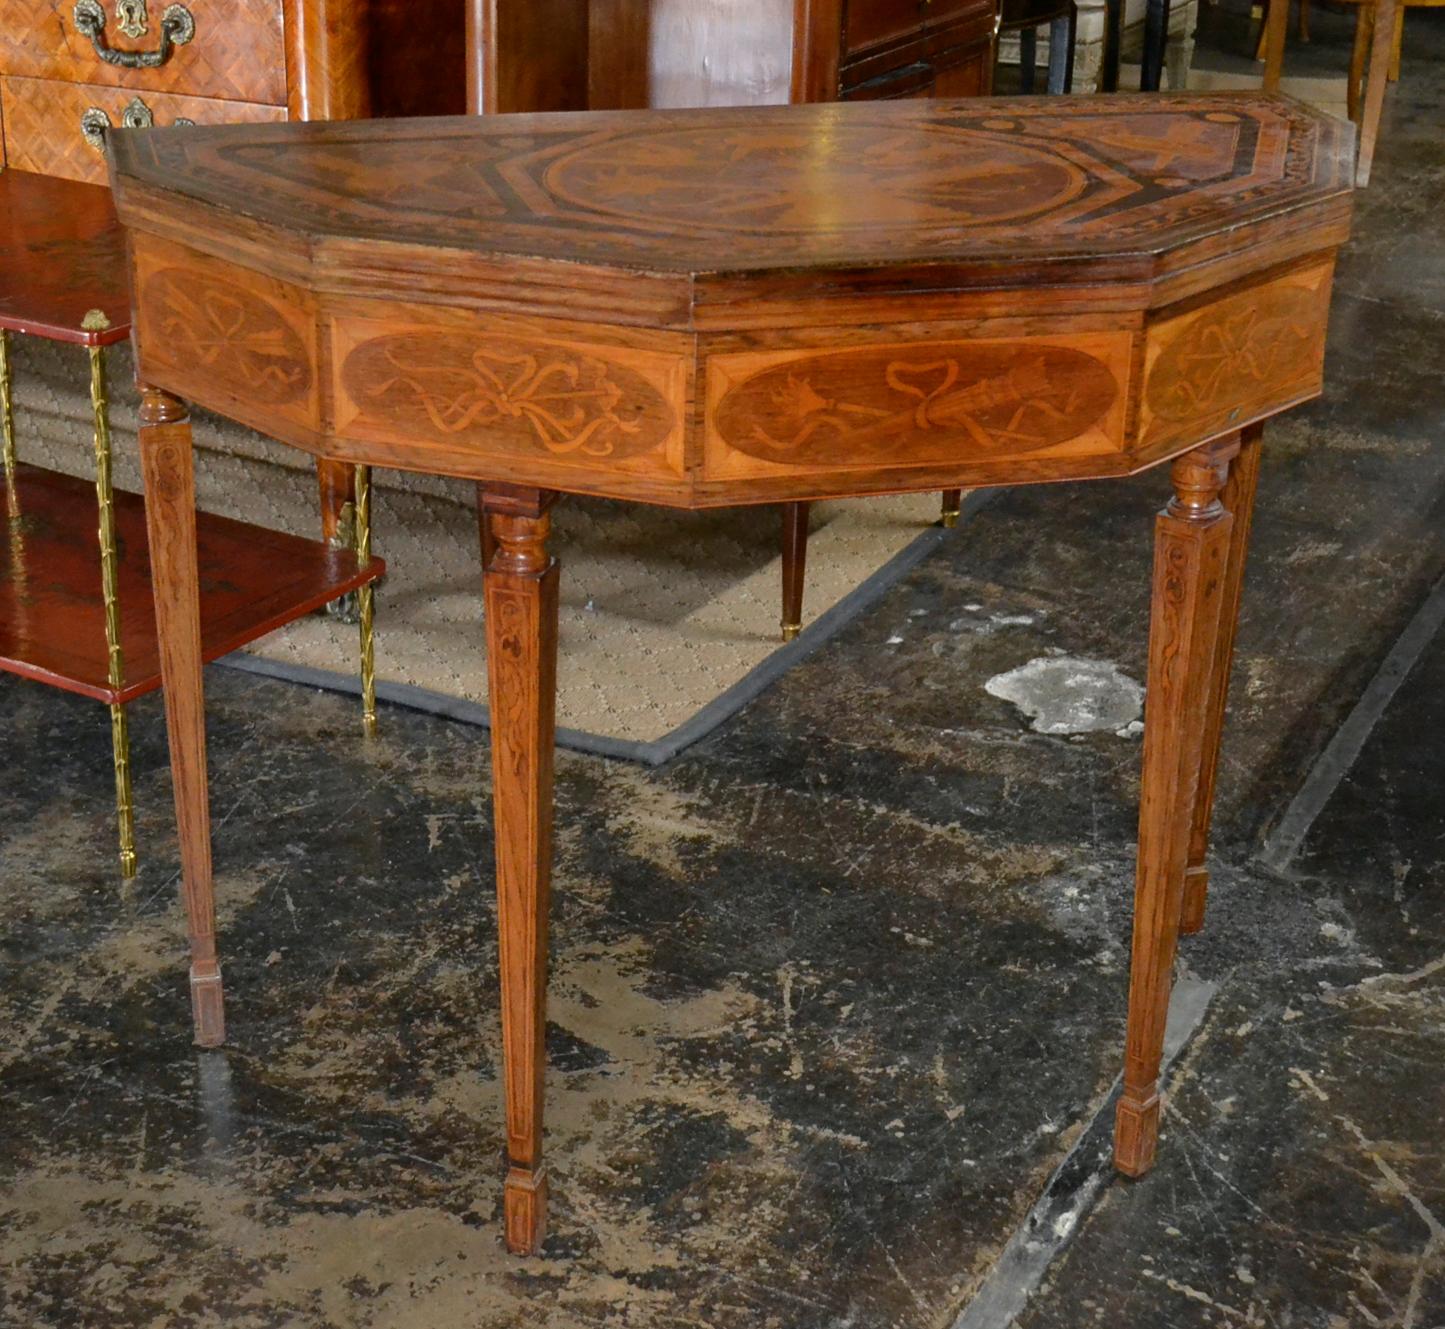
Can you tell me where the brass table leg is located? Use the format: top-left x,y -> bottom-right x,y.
1,329 -> 15,486
940,489 -> 963,529
85,322 -> 137,879
355,463 -> 377,736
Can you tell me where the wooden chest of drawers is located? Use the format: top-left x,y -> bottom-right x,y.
0,0 -> 465,183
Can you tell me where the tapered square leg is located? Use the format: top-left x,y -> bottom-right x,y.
940,489 -> 963,529
482,485 -> 560,1256
138,386 -> 224,1048
1115,435 -> 1239,1177
1181,425 -> 1263,935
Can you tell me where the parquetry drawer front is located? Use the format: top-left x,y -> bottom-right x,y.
1,73 -> 283,182
0,0 -> 286,106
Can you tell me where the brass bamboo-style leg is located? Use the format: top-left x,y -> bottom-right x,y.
780,501 -> 809,643
85,323 -> 137,879
1181,425 -> 1263,936
138,385 -> 225,1047
941,489 -> 963,528
355,463 -> 377,737
482,485 -> 560,1257
1,329 -> 15,487
1115,434 -> 1239,1178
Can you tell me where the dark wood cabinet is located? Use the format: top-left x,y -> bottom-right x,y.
475,0 -> 996,113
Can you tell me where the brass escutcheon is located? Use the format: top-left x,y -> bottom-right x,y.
115,0 -> 147,39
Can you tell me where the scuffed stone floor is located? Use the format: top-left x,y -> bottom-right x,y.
3,15 -> 1444,1329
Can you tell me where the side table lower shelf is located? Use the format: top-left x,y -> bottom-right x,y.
1,462 -> 385,867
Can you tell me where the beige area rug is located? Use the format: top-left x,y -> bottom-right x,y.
8,336 -> 959,759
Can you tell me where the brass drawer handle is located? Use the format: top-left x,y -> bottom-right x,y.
71,0 -> 196,69
81,96 -> 194,153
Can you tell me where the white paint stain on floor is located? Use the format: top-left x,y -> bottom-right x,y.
984,657 -> 1145,736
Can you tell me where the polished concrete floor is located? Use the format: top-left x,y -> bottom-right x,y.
3,17 -> 1444,1329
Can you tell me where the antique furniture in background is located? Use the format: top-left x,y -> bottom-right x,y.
1003,0 -> 1194,94
999,0 -> 1076,92
468,0 -> 999,112
111,91 -> 1353,1254
1260,0 -> 1399,183
0,170 -> 384,877
0,0 -> 456,872
471,0 -> 998,638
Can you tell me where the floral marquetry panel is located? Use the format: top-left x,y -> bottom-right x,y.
1140,261 -> 1334,449
132,237 -> 320,437
329,313 -> 689,490
704,333 -> 1131,485
111,94 -> 1352,505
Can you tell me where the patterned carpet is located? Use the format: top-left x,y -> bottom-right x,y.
7,335 -> 948,752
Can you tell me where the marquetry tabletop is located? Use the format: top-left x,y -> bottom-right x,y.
108,93 -> 1353,1257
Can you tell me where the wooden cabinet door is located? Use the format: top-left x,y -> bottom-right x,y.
932,47 -> 991,96
843,0 -> 926,58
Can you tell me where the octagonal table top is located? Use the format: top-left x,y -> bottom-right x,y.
109,94 -> 1353,327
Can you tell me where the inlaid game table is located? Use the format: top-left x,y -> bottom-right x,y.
107,94 -> 1354,1255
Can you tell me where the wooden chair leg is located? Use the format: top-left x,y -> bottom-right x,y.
1020,27 -> 1038,92
1298,0 -> 1310,42
476,484 -> 498,571
781,501 -> 810,643
1101,0 -> 1123,90
1389,8 -> 1402,80
1356,0 -> 1400,186
941,489 -> 963,528
1261,0 -> 1288,90
1062,4 -> 1077,92
317,458 -> 355,545
1114,434 -> 1239,1178
87,336 -> 137,879
1349,5 -> 1372,122
1046,12 -> 1073,93
1181,424 -> 1263,936
1140,0 -> 1171,90
482,485 -> 560,1257
138,386 -> 224,1048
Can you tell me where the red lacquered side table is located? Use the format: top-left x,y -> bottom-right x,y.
0,169 -> 383,877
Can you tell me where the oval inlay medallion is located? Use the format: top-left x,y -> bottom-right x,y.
715,343 -> 1119,465
544,124 -> 1088,233
342,332 -> 673,461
